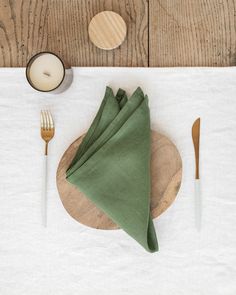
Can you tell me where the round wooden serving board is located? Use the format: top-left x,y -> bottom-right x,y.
56,131 -> 182,230
88,11 -> 127,50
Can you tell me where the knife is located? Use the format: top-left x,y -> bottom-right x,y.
192,118 -> 201,231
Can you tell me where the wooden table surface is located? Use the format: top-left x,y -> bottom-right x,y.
0,0 -> 235,67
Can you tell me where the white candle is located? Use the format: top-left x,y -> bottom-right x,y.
26,52 -> 65,92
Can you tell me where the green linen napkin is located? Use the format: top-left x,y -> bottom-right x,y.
66,87 -> 158,253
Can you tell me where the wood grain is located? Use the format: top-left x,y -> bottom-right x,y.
56,131 -> 182,230
0,0 -> 48,67
0,0 -> 235,67
149,0 -> 236,66
47,0 -> 148,67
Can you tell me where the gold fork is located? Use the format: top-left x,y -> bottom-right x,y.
40,110 -> 55,227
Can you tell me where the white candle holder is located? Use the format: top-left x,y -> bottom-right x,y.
26,52 -> 73,94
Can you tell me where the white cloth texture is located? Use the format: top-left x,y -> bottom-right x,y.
0,67 -> 236,295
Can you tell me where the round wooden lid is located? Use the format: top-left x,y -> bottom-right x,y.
56,131 -> 182,230
88,11 -> 127,50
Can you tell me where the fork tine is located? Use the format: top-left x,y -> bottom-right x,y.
47,110 -> 54,129
41,110 -> 46,130
43,110 -> 47,130
50,111 -> 54,128
44,110 -> 50,130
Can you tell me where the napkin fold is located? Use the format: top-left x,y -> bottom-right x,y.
66,87 -> 158,252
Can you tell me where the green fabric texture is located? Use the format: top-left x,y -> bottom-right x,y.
66,87 -> 158,253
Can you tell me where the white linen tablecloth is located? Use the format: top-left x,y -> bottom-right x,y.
0,67 -> 236,295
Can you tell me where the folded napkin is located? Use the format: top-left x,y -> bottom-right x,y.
66,87 -> 158,252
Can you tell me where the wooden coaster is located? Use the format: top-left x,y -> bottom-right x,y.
56,131 -> 182,229
88,11 -> 127,50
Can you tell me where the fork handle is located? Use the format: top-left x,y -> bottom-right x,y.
42,155 -> 48,227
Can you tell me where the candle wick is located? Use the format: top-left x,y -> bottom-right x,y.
43,71 -> 51,77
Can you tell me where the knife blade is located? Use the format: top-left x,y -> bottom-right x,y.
192,118 -> 201,231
